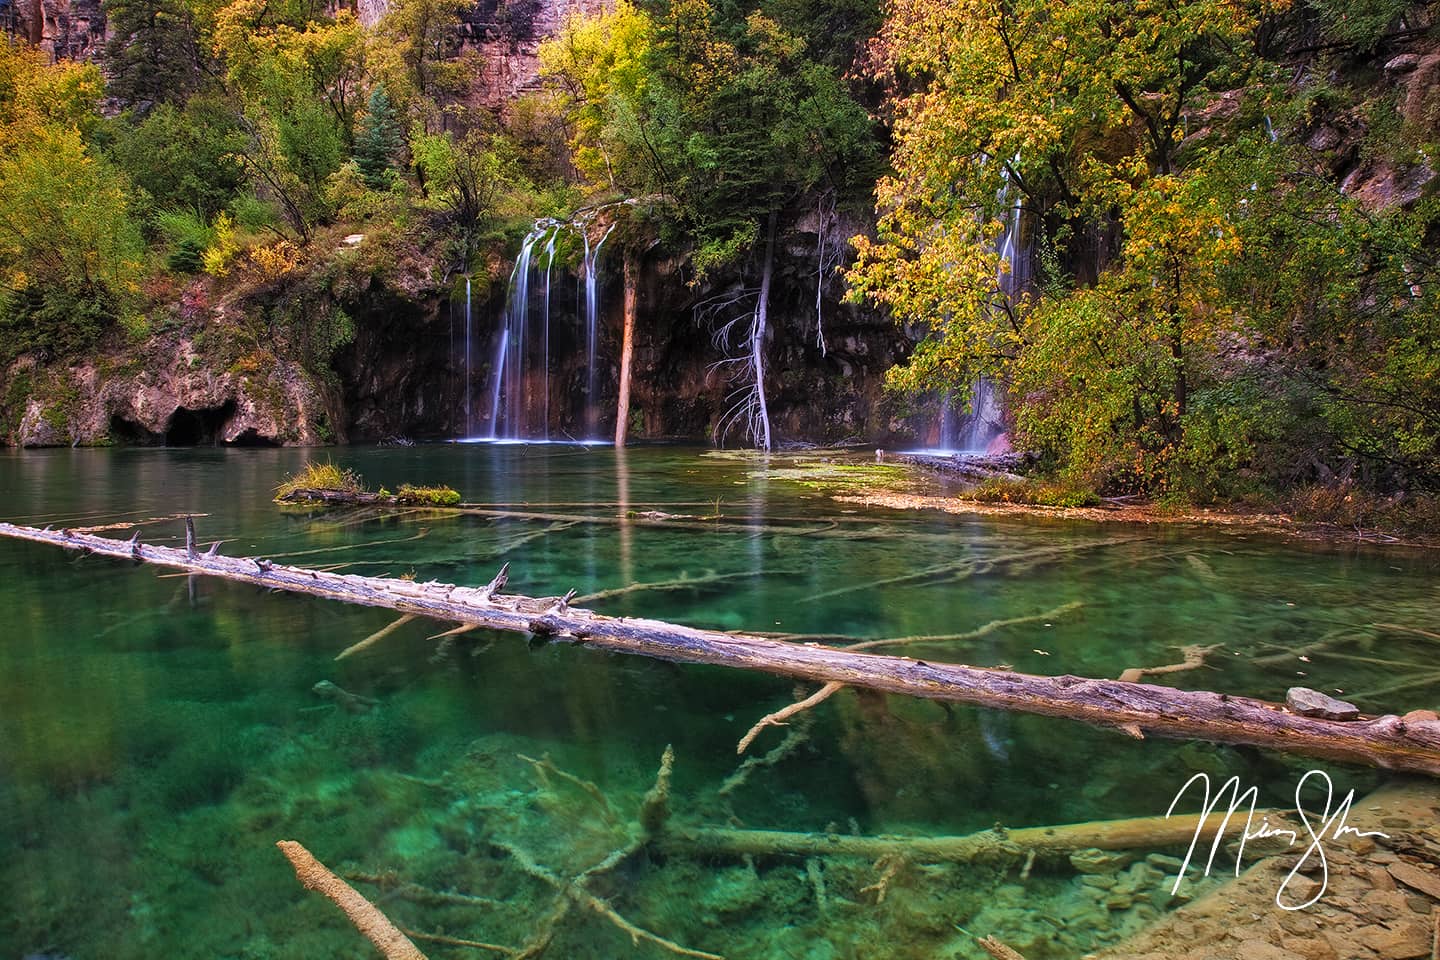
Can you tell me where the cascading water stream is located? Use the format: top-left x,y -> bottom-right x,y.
542,230 -> 557,440
488,225 -> 544,439
463,275 -> 472,435
585,224 -> 616,433
478,215 -> 615,442
937,158 -> 1027,454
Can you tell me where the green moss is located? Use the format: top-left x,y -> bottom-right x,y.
748,460 -> 916,492
2,368 -> 34,437
394,484 -> 461,506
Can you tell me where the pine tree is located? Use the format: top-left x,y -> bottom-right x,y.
103,0 -> 202,109
353,84 -> 403,189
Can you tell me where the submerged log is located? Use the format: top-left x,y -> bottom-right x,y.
660,810 -> 1281,864
6,520 -> 1440,777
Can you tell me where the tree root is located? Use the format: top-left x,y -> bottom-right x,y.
574,568 -> 795,606
476,522 -> 580,560
490,833 -> 720,960
269,528 -> 431,560
344,875 -> 505,910
399,927 -> 514,955
276,840 -> 428,960
71,512 -> 212,535
1349,672 -> 1440,704
1375,622 -> 1440,643
859,854 -> 906,904
1253,626 -> 1374,666
737,682 -> 845,754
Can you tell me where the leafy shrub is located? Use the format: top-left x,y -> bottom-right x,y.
109,98 -> 247,217
202,211 -> 239,277
966,477 -> 1100,507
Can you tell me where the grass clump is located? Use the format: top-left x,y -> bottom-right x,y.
394,484 -> 461,506
274,460 -> 363,499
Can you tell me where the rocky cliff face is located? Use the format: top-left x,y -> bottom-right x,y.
12,0 -> 106,62
353,0 -> 606,110
3,337 -> 335,447
618,224 -> 909,445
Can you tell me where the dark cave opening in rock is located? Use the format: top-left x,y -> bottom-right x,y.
164,401 -> 237,446
229,427 -> 279,447
108,415 -> 165,445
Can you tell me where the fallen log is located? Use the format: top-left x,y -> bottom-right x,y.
6,520 -> 1440,777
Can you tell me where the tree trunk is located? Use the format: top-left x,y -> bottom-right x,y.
615,248 -> 638,447
751,214 -> 776,452
6,520 -> 1440,777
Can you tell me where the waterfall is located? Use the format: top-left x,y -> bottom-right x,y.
542,230 -> 557,440
464,276 -> 473,435
477,215 -> 615,442
488,224 -> 544,439
935,159 -> 1026,454
585,224 -> 616,436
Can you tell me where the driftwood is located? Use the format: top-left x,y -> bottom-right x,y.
6,520 -> 1440,776
659,810 -> 1282,864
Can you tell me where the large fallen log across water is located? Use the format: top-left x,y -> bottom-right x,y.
5,519 -> 1440,776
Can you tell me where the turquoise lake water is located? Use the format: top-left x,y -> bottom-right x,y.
2,445 -> 1437,959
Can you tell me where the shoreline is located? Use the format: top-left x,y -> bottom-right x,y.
834,491 -> 1440,551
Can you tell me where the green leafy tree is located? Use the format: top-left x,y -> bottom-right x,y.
210,0 -> 366,238
0,126 -> 145,357
0,44 -> 143,356
412,128 -> 525,256
849,0 -> 1292,490
110,95 -> 248,217
354,83 -> 403,188
371,0 -> 474,113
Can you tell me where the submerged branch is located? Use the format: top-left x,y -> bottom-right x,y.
660,809 -> 1287,864
276,840 -> 428,960
737,682 -> 845,754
